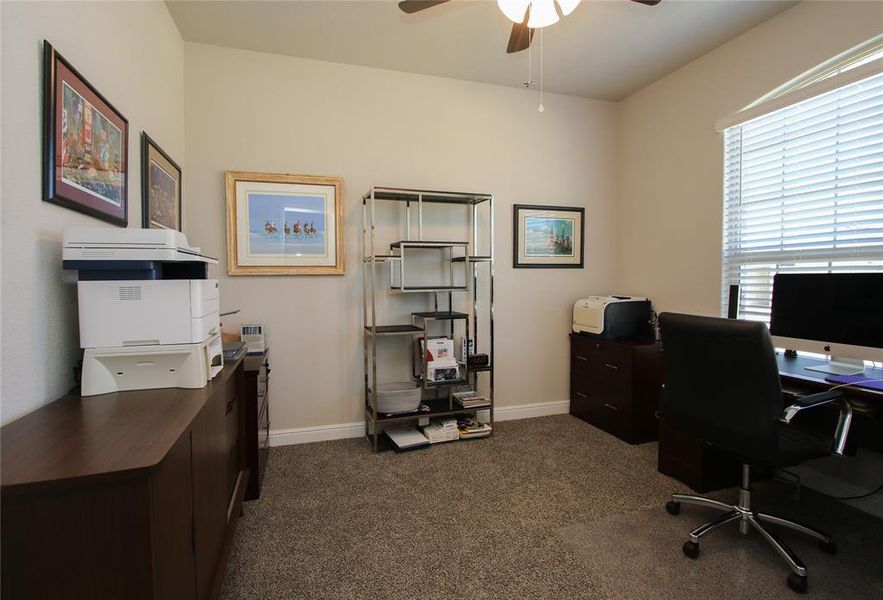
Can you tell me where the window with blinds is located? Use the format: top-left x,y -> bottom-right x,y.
722,68 -> 883,324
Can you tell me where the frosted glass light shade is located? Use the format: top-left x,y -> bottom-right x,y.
527,0 -> 559,28
497,0 -> 530,24
556,0 -> 581,16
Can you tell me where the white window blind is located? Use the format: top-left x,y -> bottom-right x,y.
722,69 -> 883,323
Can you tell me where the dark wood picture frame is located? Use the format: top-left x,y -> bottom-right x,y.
513,204 -> 585,269
141,132 -> 182,230
42,40 -> 129,226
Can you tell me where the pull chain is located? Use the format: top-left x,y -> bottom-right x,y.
539,28 -> 544,113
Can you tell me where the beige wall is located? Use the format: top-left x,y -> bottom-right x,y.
615,1 -> 883,317
0,1 -> 185,424
184,42 -> 618,433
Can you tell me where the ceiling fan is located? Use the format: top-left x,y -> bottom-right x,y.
398,0 -> 662,54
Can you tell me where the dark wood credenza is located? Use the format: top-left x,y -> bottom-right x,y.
1,357 -> 249,600
570,334 -> 663,444
243,348 -> 270,501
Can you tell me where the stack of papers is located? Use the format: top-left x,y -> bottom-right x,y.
385,426 -> 430,451
422,418 -> 459,443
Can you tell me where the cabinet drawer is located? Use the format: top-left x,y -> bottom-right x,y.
571,334 -> 601,355
226,393 -> 240,504
572,338 -> 632,384
571,385 -> 623,438
257,401 -> 269,488
587,347 -> 632,385
227,442 -> 239,506
258,391 -> 268,422
573,379 -> 628,412
259,395 -> 269,428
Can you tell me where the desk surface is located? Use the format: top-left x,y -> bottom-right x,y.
0,356 -> 244,490
777,353 -> 883,406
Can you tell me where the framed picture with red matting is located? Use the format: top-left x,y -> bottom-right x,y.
42,40 -> 128,226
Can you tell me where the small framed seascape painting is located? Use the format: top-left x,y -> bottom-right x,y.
513,204 -> 584,268
141,133 -> 182,230
42,40 -> 128,226
225,171 -> 345,275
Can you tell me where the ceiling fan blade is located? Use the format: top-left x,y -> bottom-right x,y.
398,0 -> 450,14
507,21 -> 535,54
630,0 -> 662,5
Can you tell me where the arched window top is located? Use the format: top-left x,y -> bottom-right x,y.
748,33 -> 883,110
716,33 -> 883,131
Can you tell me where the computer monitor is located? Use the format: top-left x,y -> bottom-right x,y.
769,272 -> 883,376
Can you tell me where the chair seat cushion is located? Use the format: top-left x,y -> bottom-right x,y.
775,423 -> 833,467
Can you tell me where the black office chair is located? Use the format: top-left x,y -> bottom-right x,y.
658,313 -> 853,594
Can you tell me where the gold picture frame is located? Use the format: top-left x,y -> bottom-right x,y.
225,171 -> 345,275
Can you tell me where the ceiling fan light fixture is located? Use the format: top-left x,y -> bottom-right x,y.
497,0 -> 530,24
526,0 -> 559,28
556,0 -> 581,16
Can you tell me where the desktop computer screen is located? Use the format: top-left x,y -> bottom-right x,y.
770,272 -> 883,375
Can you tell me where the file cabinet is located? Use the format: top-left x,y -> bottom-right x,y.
244,348 -> 270,500
570,335 -> 662,444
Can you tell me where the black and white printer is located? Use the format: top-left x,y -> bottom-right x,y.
572,295 -> 652,340
63,227 -> 223,396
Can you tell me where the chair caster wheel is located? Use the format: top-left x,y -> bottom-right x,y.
818,539 -> 836,554
787,573 -> 807,594
682,540 -> 699,559
666,501 -> 681,516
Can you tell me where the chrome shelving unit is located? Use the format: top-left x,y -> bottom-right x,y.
361,186 -> 495,452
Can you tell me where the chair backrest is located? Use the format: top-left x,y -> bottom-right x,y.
658,312 -> 783,463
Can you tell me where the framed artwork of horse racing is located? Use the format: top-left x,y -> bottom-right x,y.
225,171 -> 345,275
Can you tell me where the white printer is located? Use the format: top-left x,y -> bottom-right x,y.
573,296 -> 652,339
63,227 -> 223,396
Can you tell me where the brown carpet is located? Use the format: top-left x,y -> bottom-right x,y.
221,415 -> 883,599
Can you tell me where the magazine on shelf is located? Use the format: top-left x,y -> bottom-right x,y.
457,416 -> 492,439
452,390 -> 489,408
425,337 -> 455,362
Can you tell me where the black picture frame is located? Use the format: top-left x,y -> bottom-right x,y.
513,204 -> 585,269
141,132 -> 182,231
42,40 -> 129,226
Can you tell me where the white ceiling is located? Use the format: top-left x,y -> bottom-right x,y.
166,0 -> 797,101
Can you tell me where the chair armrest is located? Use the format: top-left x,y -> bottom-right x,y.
791,390 -> 843,408
780,390 -> 852,457
780,390 -> 843,423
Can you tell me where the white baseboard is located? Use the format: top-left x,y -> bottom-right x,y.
269,421 -> 364,447
493,400 -> 570,422
268,400 -> 570,447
